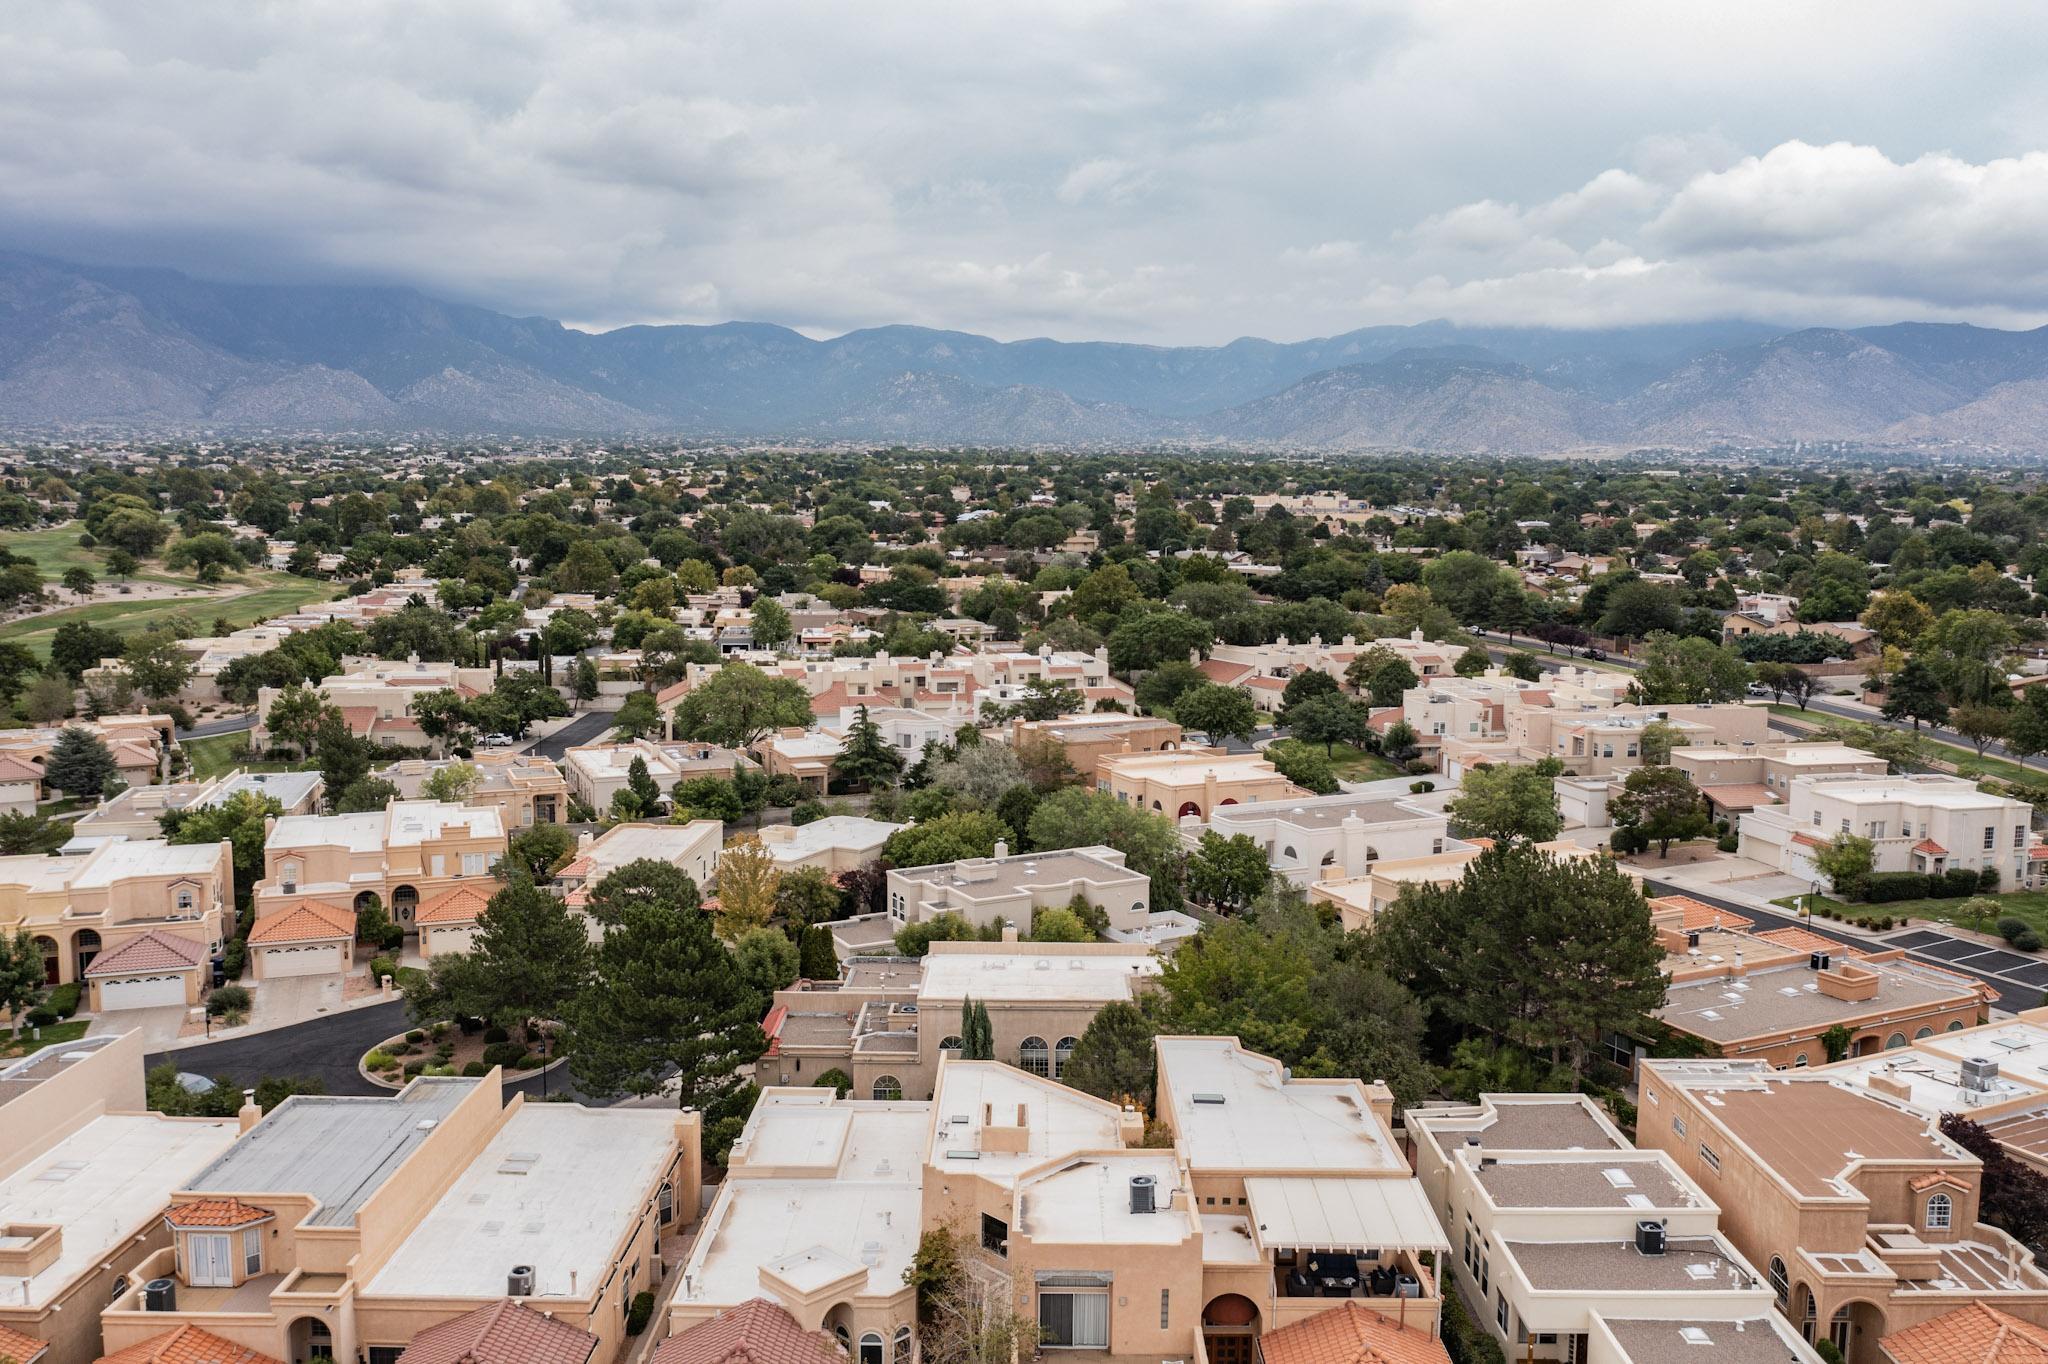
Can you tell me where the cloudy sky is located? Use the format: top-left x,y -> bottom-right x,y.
6,1 -> 2048,344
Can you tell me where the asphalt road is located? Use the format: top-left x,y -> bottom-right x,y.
527,708 -> 618,760
175,713 -> 257,741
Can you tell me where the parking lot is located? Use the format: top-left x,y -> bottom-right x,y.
1886,929 -> 2048,994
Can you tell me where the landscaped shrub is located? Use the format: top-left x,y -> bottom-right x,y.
513,1054 -> 543,1069
1409,780 -> 1435,793
1999,916 -> 2032,944
483,1025 -> 510,1044
24,1007 -> 58,1027
2019,930 -> 2045,952
1943,867 -> 1982,898
462,1060 -> 489,1077
627,1290 -> 656,1336
222,939 -> 246,979
206,985 -> 251,1017
369,955 -> 397,982
48,982 -> 82,1018
1981,867 -> 2003,892
403,1060 -> 427,1078
1861,872 -> 1933,903
364,1050 -> 397,1071
482,1041 -> 526,1068
1716,833 -> 1739,852
406,1029 -> 425,1043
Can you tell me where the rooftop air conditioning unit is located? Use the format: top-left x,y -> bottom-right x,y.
144,1278 -> 177,1312
508,1265 -> 537,1296
1809,952 -> 1831,972
1961,1056 -> 2001,1093
1130,1175 -> 1157,1215
1634,1221 -> 1666,1256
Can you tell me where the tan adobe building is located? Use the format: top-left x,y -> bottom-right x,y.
68,771 -> 324,846
1007,713 -> 1184,779
755,729 -> 844,794
1639,1058 -> 2048,1362
885,843 -> 1152,934
253,799 -> 508,935
375,753 -> 571,828
1097,749 -> 1305,821
1672,741 -> 1889,820
0,717 -> 175,801
670,1034 -> 1449,1364
1308,840 -> 1597,933
1408,1094 -> 1822,1363
252,657 -> 495,749
1183,792 -> 1451,888
552,821 -> 722,914
755,816 -> 904,876
0,837 -> 233,1005
1739,774 -> 2044,889
756,940 -> 1161,1100
559,740 -> 742,816
0,1033 -> 242,1364
1509,703 -> 1772,780
95,1071 -> 695,1364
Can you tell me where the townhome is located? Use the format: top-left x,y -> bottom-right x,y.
668,1034 -> 1450,1364
1672,742 -> 1889,822
755,816 -> 904,876
68,771 -> 323,847
253,799 -> 508,937
1308,840 -> 1598,932
93,1071 -> 692,1364
1511,703 -> 1772,779
0,1033 -> 243,1364
1739,774 -> 2043,888
0,717 -> 174,797
552,821 -> 723,917
1097,749 -> 1305,821
1639,1059 -> 2048,1361
252,656 -> 496,749
1181,792 -> 1451,888
560,739 -> 742,816
1006,713 -> 1184,779
375,753 -> 571,828
756,938 -> 1161,1100
885,842 -> 1152,934
1409,1094 -> 1821,1363
0,837 -> 232,1006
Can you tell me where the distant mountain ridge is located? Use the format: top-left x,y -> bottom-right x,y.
4,252 -> 2048,451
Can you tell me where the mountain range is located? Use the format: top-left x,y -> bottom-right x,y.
6,252 -> 2048,452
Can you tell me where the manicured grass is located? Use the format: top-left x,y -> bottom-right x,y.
0,1019 -> 91,1060
0,573 -> 339,660
1773,890 -> 2048,939
183,732 -> 315,781
9,520 -> 187,587
1318,741 -> 1407,782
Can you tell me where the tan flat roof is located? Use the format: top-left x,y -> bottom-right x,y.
1689,1079 -> 1955,1198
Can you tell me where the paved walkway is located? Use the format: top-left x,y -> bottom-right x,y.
528,708 -> 618,760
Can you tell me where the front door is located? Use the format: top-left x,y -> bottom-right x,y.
187,1233 -> 233,1286
1207,1335 -> 1255,1364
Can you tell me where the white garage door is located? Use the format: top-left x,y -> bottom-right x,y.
261,943 -> 343,978
101,974 -> 186,1009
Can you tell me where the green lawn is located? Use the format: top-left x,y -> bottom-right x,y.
9,520 -> 187,587
0,573 -> 339,660
0,1019 -> 91,1060
1318,741 -> 1407,782
183,731 -> 315,781
1773,890 -> 2048,938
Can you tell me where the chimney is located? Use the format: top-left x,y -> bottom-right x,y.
1001,921 -> 1019,944
239,1089 -> 262,1133
993,840 -> 1009,860
577,830 -> 594,851
1411,629 -> 1424,642
1119,1104 -> 1145,1146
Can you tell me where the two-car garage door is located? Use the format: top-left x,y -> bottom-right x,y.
259,943 -> 344,978
100,974 -> 187,1009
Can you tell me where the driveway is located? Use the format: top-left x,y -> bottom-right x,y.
529,709 -> 618,761
249,975 -> 349,1030
88,1004 -> 189,1050
150,1000 -> 408,1096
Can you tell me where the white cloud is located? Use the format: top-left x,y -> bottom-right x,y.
0,2 -> 2044,340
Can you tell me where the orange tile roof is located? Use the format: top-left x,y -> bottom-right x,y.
1753,926 -> 1866,958
1792,831 -> 1828,849
0,1323 -> 47,1364
397,1298 -> 597,1364
1915,838 -> 1950,856
248,899 -> 356,945
415,882 -> 498,925
84,930 -> 207,978
1879,1302 -> 2048,1363
1648,894 -> 1755,932
651,1299 -> 846,1364
164,1198 -> 274,1229
1258,1301 -> 1453,1364
97,1326 -> 280,1364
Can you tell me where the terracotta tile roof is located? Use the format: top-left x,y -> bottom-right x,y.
0,1323 -> 47,1364
1753,926 -> 1866,958
97,1326 -> 281,1364
397,1299 -> 597,1364
84,930 -> 207,978
339,706 -> 380,735
1248,676 -> 1288,691
248,899 -> 356,945
1648,894 -> 1755,932
651,1299 -> 846,1364
1792,831 -> 1828,849
164,1198 -> 274,1229
1879,1302 -> 2048,1363
1197,659 -> 1254,685
415,882 -> 498,925
1915,838 -> 1950,856
0,755 -> 42,783
1257,1301 -> 1453,1364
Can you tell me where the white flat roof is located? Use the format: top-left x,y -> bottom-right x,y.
580,821 -> 717,870
71,839 -> 223,887
1201,1213 -> 1265,1265
1159,1037 -> 1400,1173
1244,1175 -> 1449,1254
1017,1152 -> 1188,1246
917,949 -> 1159,1005
269,810 -> 386,853
761,816 -> 904,864
0,1114 -> 240,1308
1821,1049 -> 2045,1114
365,1104 -> 675,1300
1918,1020 -> 2048,1091
930,1064 -> 1123,1184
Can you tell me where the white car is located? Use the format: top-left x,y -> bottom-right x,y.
482,733 -> 515,748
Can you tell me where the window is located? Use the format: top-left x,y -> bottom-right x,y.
1768,1256 -> 1789,1306
1018,1036 -> 1051,1076
981,1214 -> 1009,1256
659,1181 -> 674,1226
1496,1291 -> 1509,1332
280,861 -> 300,893
872,1075 -> 903,1101
1916,1027 -> 1934,1040
1986,827 -> 1998,850
186,1233 -> 233,1286
1053,1037 -> 1078,1079
1672,1116 -> 1687,1138
369,1350 -> 404,1364
1698,1143 -> 1720,1172
939,1036 -> 962,1052
1886,1032 -> 1907,1050
243,1227 -> 262,1276
1160,1288 -> 1171,1328
2019,826 -> 2029,849
1867,822 -> 1885,839
430,854 -> 446,877
1794,1054 -> 1809,1067
1949,1020 -> 1967,1031
462,853 -> 486,876
1039,1289 -> 1109,1349
861,1332 -> 884,1364
1927,1193 -> 1952,1230
894,1327 -> 912,1364
176,888 -> 195,911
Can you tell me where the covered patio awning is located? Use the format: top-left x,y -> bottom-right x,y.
1245,1176 -> 1449,1255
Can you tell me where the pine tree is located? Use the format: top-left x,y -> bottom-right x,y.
798,923 -> 840,981
463,876 -> 595,1028
958,997 -> 995,1059
832,704 -> 905,789
44,726 -> 118,798
626,756 -> 662,815
0,928 -> 46,1036
1061,1000 -> 1158,1110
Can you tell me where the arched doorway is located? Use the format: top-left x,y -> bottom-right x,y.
353,891 -> 381,912
390,885 -> 419,932
1203,1293 -> 1260,1364
1177,801 -> 1202,819
1828,1300 -> 1885,1358
287,1315 -> 334,1361
33,935 -> 59,986
74,929 -> 101,978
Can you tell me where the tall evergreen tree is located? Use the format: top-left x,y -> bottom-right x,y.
958,997 -> 994,1059
1061,1000 -> 1158,1110
461,875 -> 594,1028
44,727 -> 118,798
833,704 -> 905,789
798,923 -> 840,981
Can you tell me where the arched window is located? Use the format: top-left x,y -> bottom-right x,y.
279,861 -> 301,894
1949,1020 -> 1967,1031
835,1325 -> 851,1349
872,1076 -> 903,1102
939,1036 -> 962,1052
893,1326 -> 913,1364
1321,850 -> 1336,866
1018,1037 -> 1050,1076
1927,1193 -> 1953,1230
1885,1032 -> 1908,1050
1915,1026 -> 1934,1039
1053,1037 -> 1078,1079
1365,846 -> 1380,864
860,1332 -> 884,1364
1768,1256 -> 1789,1306
1793,1054 -> 1809,1067
1281,846 -> 1297,861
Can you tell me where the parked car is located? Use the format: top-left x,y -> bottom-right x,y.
482,733 -> 515,748
1582,647 -> 1607,660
